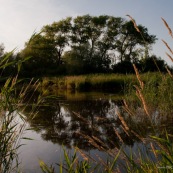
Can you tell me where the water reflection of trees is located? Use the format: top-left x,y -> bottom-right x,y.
22,96 -> 173,151
21,97 -> 142,151
17,83 -> 173,154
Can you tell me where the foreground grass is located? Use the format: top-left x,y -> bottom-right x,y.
0,53 -> 42,172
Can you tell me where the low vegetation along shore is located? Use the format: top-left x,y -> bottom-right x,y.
39,72 -> 162,95
40,73 -> 136,92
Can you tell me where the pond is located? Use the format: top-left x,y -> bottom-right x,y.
17,91 -> 172,172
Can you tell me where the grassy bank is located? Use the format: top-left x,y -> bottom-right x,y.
40,73 -> 148,93
41,74 -> 135,92
39,72 -> 167,96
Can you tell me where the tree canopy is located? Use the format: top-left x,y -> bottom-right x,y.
18,14 -> 161,76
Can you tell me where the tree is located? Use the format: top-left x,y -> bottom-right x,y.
42,17 -> 72,65
19,15 -> 157,76
63,46 -> 86,75
64,44 -> 111,74
141,55 -> 167,72
115,21 -> 157,63
19,34 -> 59,76
20,18 -> 72,76
69,15 -> 120,73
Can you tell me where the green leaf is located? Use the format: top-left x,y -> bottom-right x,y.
39,160 -> 54,173
63,147 -> 71,168
110,149 -> 121,171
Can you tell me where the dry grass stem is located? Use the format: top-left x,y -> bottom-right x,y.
116,111 -> 129,131
114,127 -> 124,143
95,116 -> 107,121
72,112 -> 89,124
92,136 -> 108,149
126,15 -> 140,33
75,147 -> 89,161
75,147 -> 97,162
95,154 -> 107,168
161,17 -> 173,39
134,85 -> 150,117
150,143 -> 158,159
107,147 -> 120,158
121,125 -> 130,137
123,99 -> 135,116
152,57 -> 162,75
11,75 -> 18,88
166,52 -> 173,63
130,130 -> 145,142
165,66 -> 173,78
133,64 -> 144,90
162,40 -> 173,55
21,78 -> 34,97
76,132 -> 104,151
135,90 -> 142,102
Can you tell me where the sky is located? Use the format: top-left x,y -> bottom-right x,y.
0,0 -> 173,64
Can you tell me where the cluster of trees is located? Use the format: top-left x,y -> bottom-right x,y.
0,15 -> 169,77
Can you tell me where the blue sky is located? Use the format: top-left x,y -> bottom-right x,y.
0,0 -> 173,64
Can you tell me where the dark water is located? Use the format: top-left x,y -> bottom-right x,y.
17,91 -> 172,172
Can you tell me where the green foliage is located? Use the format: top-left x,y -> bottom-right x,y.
40,147 -> 92,173
39,160 -> 55,173
43,17 -> 72,65
112,55 -> 167,74
116,21 -> 156,63
18,15 -> 158,76
151,132 -> 173,169
141,55 -> 167,72
19,34 -> 57,76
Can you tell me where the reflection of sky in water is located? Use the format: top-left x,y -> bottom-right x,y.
19,129 -> 63,173
18,126 -> 110,173
60,106 -> 71,122
106,99 -> 119,119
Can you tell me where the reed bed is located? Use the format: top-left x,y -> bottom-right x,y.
0,53 -> 43,172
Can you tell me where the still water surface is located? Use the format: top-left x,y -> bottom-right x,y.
17,91 -> 171,172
